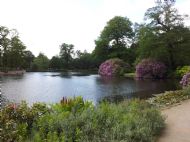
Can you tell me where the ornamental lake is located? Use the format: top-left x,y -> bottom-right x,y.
0,72 -> 179,105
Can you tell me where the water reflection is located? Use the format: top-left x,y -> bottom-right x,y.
0,72 -> 179,105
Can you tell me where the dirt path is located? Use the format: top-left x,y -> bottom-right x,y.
158,100 -> 190,142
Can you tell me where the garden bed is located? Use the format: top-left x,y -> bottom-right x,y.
0,97 -> 164,142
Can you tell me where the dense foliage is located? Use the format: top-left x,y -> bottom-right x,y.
136,59 -> 167,79
31,53 -> 49,71
93,16 -> 136,65
98,58 -> 129,76
175,66 -> 190,78
0,98 -> 165,142
137,2 -> 190,69
180,73 -> 190,87
0,26 -> 34,70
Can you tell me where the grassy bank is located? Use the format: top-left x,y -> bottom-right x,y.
148,86 -> 190,108
0,97 -> 164,142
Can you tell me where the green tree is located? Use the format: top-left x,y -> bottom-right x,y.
49,56 -> 62,70
93,16 -> 134,64
8,36 -> 26,68
0,26 -> 29,70
72,50 -> 96,69
59,43 -> 74,69
23,50 -> 35,69
0,26 -> 34,70
0,26 -> 11,68
138,2 -> 190,69
32,53 -> 49,71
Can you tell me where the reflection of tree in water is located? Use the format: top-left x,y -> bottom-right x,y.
97,77 -> 179,103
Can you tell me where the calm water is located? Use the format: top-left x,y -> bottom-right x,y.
0,72 -> 179,105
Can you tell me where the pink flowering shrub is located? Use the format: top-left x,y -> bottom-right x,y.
98,58 -> 128,76
180,73 -> 190,87
136,59 -> 167,79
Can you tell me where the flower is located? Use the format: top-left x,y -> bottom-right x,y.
136,59 -> 166,79
98,58 -> 128,77
180,73 -> 190,87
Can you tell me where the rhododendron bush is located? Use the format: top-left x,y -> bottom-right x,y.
98,58 -> 128,76
180,73 -> 190,87
136,59 -> 167,79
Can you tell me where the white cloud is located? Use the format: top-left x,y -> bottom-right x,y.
0,0 -> 189,58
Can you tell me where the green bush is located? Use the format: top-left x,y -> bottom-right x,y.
0,98 -> 165,142
175,66 -> 190,78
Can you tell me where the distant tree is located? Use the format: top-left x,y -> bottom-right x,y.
8,36 -> 26,68
72,50 -> 96,69
59,43 -> 74,69
49,56 -> 62,70
23,50 -> 35,69
0,26 -> 30,70
76,50 -> 83,58
0,26 -> 11,68
32,53 -> 49,71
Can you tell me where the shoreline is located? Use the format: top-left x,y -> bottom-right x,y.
0,70 -> 25,76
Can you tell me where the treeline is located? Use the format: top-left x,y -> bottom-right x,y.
38,2 -> 190,72
1,2 -> 190,72
0,27 -> 34,71
93,2 -> 190,71
31,46 -> 99,71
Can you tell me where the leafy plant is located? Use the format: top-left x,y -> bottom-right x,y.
1,98 -> 165,142
175,66 -> 190,78
0,102 -> 50,142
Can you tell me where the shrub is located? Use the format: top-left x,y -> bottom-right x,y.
0,102 -> 50,142
98,58 -> 129,77
180,72 -> 190,87
175,66 -> 190,78
0,98 -> 165,142
136,59 -> 167,79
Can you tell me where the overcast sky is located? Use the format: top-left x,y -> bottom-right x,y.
0,0 -> 190,58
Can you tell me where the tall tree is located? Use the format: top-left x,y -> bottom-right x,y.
0,26 -> 10,68
138,2 -> 190,69
32,53 -> 49,71
93,16 -> 133,63
49,56 -> 61,70
8,36 -> 26,68
23,50 -> 35,69
59,43 -> 74,68
0,26 -> 29,69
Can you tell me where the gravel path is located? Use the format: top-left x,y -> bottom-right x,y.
158,100 -> 190,142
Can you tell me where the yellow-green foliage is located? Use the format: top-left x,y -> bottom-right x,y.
175,66 -> 190,78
